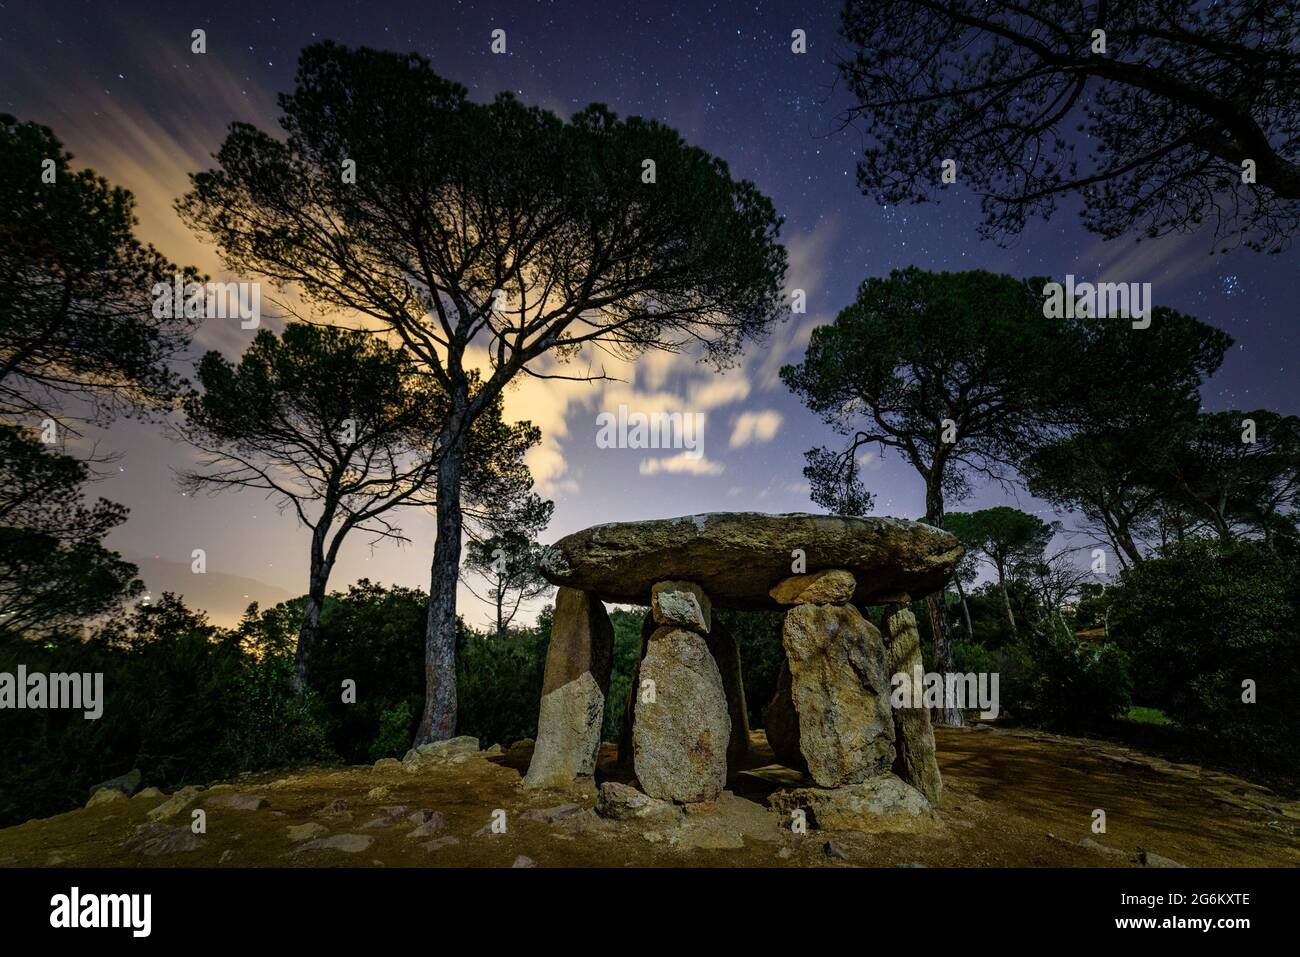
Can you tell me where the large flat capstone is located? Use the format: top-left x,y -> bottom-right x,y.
540,512 -> 961,610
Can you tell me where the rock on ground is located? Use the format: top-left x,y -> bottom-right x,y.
286,823 -> 329,842
523,587 -> 614,790
596,782 -> 681,822
422,835 -> 460,852
769,569 -> 856,606
782,603 -> 895,786
540,512 -> 962,609
293,834 -> 375,855
633,627 -> 730,804
881,603 -> 942,805
124,822 -> 205,856
769,775 -> 936,833
146,786 -> 202,821
88,769 -> 141,799
651,580 -> 712,632
205,792 -> 268,811
86,788 -> 127,809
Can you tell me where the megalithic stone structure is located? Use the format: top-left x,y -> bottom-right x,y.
522,587 -> 614,790
880,602 -> 942,805
533,512 -> 960,817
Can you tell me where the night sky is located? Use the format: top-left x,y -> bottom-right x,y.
3,1 -> 1297,626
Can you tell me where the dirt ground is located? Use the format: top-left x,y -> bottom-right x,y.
3,725 -> 1298,868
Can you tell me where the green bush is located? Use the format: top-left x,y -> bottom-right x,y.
602,609 -> 648,742
714,608 -> 784,728
0,595 -> 338,828
1012,640 -> 1133,731
368,700 -> 416,762
456,623 -> 548,748
1110,538 -> 1300,771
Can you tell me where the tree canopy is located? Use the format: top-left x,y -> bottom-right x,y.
0,423 -> 141,638
179,322 -> 548,687
0,115 -> 199,424
837,1 -> 1300,250
178,41 -> 789,741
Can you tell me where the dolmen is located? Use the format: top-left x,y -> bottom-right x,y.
522,512 -> 962,831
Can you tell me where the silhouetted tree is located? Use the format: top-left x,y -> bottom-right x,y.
0,423 -> 141,637
179,42 -> 789,742
944,507 -> 1056,640
0,115 -> 199,423
179,323 -> 545,690
462,531 -> 554,639
837,1 -> 1300,250
782,268 -> 1072,723
1166,409 -> 1300,544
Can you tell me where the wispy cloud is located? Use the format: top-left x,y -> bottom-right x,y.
638,452 -> 726,476
729,409 -> 783,447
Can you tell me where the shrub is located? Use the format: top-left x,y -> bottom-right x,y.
368,699 -> 416,762
1109,538 -> 1300,771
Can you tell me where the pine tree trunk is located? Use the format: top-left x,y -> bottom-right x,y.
293,526 -> 334,693
997,568 -> 1018,638
292,577 -> 325,693
924,478 -> 963,727
415,426 -> 466,745
955,578 -> 974,637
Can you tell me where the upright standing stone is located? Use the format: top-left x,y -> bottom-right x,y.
704,618 -> 750,761
781,603 -> 895,787
633,627 -> 730,803
523,587 -> 614,790
880,603 -> 942,805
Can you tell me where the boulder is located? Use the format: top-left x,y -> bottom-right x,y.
633,627 -> 730,803
88,769 -> 141,800
595,782 -> 681,822
880,603 -> 942,805
704,618 -> 750,762
769,569 -> 856,606
146,786 -> 202,821
405,736 -> 479,767
763,659 -> 805,771
651,580 -> 712,632
86,788 -> 127,809
540,512 -> 961,609
781,603 -> 895,786
523,587 -> 614,790
769,775 -> 935,832
286,822 -> 329,842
